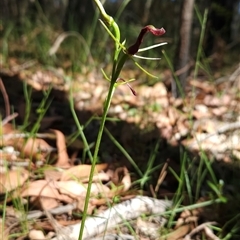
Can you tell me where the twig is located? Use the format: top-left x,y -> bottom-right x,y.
1,132 -> 57,140
204,226 -> 220,240
51,196 -> 172,240
175,60 -> 194,76
155,160 -> 169,193
184,222 -> 218,240
215,65 -> 240,85
0,77 -> 10,117
48,31 -> 94,64
1,113 -> 18,126
91,234 -> 135,240
27,203 -> 77,220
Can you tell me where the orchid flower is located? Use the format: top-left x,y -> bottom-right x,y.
127,25 -> 166,56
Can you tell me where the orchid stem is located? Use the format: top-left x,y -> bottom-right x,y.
78,2 -> 123,239
78,80 -> 116,240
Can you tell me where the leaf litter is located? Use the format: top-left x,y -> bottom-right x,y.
0,59 -> 240,239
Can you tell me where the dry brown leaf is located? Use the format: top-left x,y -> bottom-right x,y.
0,123 -> 20,146
152,82 -> 168,97
159,224 -> 191,240
0,125 -> 53,161
156,113 -> 171,128
193,118 -> 219,133
44,169 -> 63,181
89,182 -> 110,196
203,94 -> 231,107
40,196 -> 59,210
60,163 -> 108,181
112,167 -> 131,192
176,121 -> 189,138
90,197 -> 111,206
18,138 -> 53,160
211,106 -> 228,116
190,80 -> 215,93
56,181 -> 87,198
21,180 -> 73,204
57,181 -> 110,199
52,129 -> 71,168
121,171 -> 131,192
30,196 -> 59,210
193,110 -> 211,119
0,123 -> 14,135
80,172 -> 110,183
0,168 -> 29,193
168,107 -> 179,126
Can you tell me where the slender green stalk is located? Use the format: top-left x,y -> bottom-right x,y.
164,198 -> 224,216
22,83 -> 32,128
78,81 -> 116,240
115,0 -> 131,21
162,50 -> 185,98
78,2 -> 123,239
104,127 -> 143,177
193,8 -> 208,80
69,87 -> 93,162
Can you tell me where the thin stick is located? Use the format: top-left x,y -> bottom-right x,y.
155,160 -> 169,193
184,222 -> 218,240
2,113 -> 18,126
0,77 -> 10,117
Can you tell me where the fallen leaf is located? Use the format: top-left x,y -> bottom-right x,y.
57,181 -> 110,199
112,167 -> 131,192
0,123 -> 15,135
190,80 -> 215,93
203,94 -> 231,107
56,181 -> 87,198
14,137 -> 54,160
80,172 -> 110,183
168,107 -> 179,126
0,123 -> 20,146
0,168 -> 29,194
52,129 -> 71,168
44,169 -> 63,181
21,180 -> 73,204
159,224 -> 191,240
89,182 -> 111,196
37,196 -> 59,210
60,163 -> 108,181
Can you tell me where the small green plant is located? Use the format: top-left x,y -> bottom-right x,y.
76,0 -> 167,239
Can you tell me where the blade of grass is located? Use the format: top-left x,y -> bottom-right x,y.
69,83 -> 93,163
104,126 -> 143,177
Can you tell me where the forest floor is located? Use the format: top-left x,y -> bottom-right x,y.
0,56 -> 240,239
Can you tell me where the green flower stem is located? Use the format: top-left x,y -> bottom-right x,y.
93,0 -> 121,78
78,80 -> 116,240
113,52 -> 128,82
78,5 -> 125,237
78,2 -> 129,239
